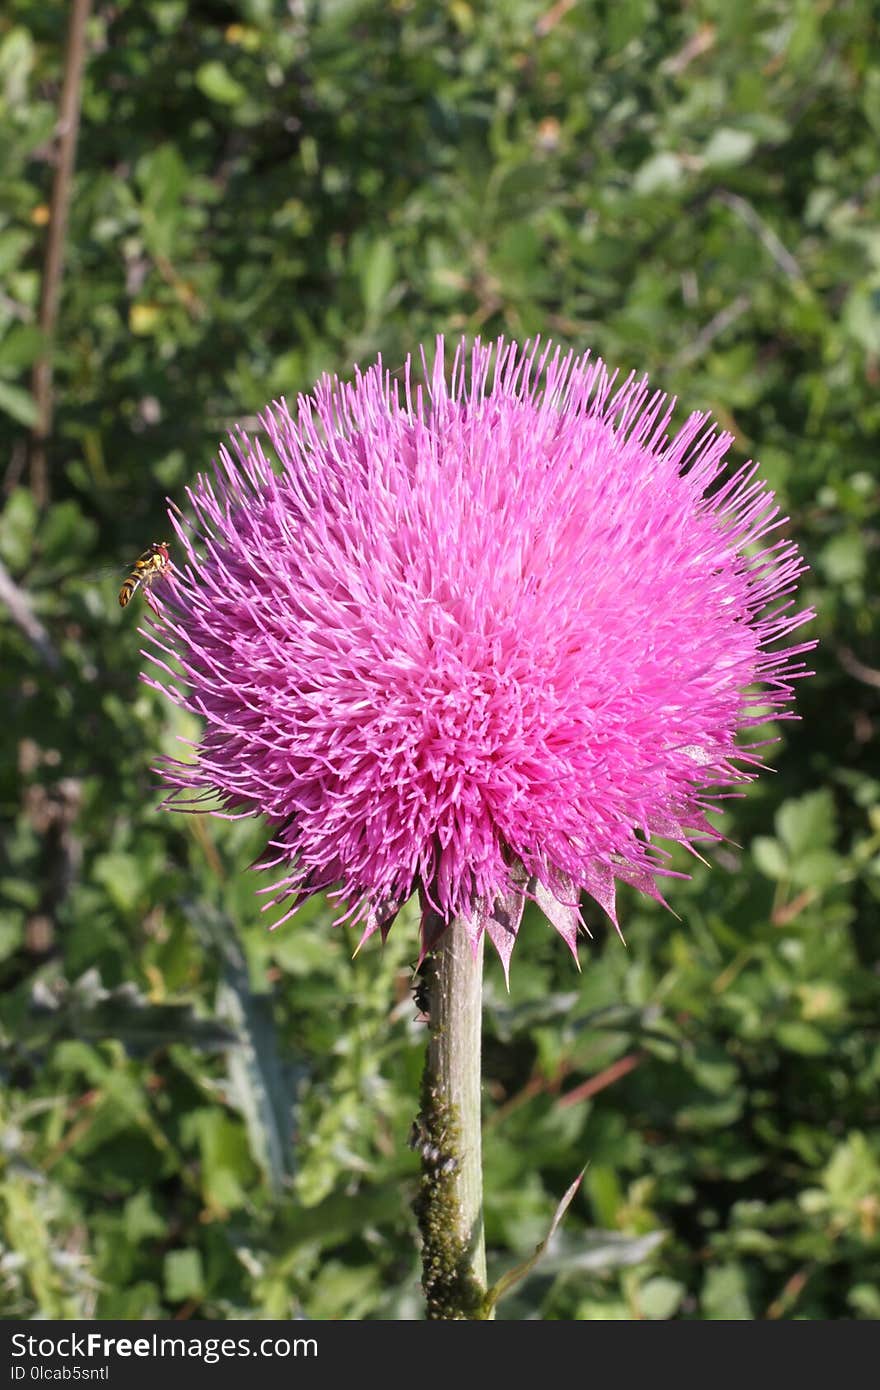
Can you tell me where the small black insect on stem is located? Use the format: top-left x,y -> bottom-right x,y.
412,960 -> 431,1021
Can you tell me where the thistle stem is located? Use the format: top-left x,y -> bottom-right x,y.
414,918 -> 489,1319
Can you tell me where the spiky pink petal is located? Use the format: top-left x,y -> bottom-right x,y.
144,337 -> 814,970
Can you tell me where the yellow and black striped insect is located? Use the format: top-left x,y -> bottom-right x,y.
118,540 -> 171,608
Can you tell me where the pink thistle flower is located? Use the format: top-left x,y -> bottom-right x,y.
145,338 -> 814,978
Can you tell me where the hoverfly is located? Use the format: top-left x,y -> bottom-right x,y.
118,540 -> 171,608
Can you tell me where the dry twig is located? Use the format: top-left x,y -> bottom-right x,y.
30,0 -> 92,506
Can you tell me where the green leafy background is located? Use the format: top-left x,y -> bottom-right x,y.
1,0 -> 878,1320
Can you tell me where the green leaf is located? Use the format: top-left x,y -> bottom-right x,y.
137,143 -> 188,211
702,1263 -> 752,1319
487,991 -> 579,1042
185,1109 -> 253,1212
790,848 -> 841,891
633,152 -> 683,195
0,26 -> 34,106
18,969 -> 235,1057
585,1165 -> 624,1228
359,237 -> 396,320
639,1275 -> 685,1319
849,1285 -> 880,1318
0,915 -> 24,963
38,499 -> 98,563
2,1175 -> 82,1318
822,1133 -> 880,1213
534,1227 -> 667,1277
863,69 -> 880,137
123,1191 -> 166,1244
775,790 -> 836,856
218,961 -> 300,1193
0,378 -> 38,428
607,0 -> 650,51
195,61 -> 247,106
702,128 -> 757,168
752,835 -> 789,879
484,1169 -> 586,1312
775,1021 -> 829,1056
819,530 -> 866,584
0,486 -> 38,569
91,851 -> 144,914
0,324 -> 45,371
0,230 -> 32,277
842,283 -> 880,355
163,1249 -> 204,1302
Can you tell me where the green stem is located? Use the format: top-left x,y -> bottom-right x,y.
414,918 -> 489,1319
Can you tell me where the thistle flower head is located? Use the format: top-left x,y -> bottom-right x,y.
146,338 -> 814,976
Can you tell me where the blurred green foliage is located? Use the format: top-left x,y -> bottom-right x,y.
1,0 -> 878,1320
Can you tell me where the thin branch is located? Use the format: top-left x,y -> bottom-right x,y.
716,190 -> 803,281
535,0 -> 576,37
557,1052 -> 644,1107
30,0 -> 92,507
0,557 -> 61,671
837,645 -> 880,690
661,23 -> 717,77
672,293 -> 751,368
